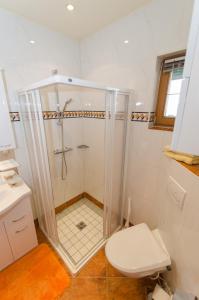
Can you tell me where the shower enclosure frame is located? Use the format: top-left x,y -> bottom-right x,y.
18,75 -> 131,274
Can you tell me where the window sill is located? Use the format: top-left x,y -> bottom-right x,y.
178,161 -> 199,177
164,153 -> 199,176
149,125 -> 173,132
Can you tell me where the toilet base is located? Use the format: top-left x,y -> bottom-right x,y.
118,266 -> 168,278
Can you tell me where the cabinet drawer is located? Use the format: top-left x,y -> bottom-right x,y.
3,197 -> 38,260
4,197 -> 32,224
5,217 -> 38,260
7,213 -> 29,232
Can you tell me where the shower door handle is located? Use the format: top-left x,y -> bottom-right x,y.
77,145 -> 90,149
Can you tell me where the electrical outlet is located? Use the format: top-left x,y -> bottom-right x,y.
167,176 -> 186,210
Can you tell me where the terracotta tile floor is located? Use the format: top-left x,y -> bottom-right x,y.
36,226 -> 153,300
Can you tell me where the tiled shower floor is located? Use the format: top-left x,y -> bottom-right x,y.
56,198 -> 104,264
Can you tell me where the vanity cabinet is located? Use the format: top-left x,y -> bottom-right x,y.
171,0 -> 199,155
0,221 -> 13,270
0,70 -> 16,151
0,196 -> 38,270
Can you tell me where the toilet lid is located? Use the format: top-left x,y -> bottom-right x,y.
105,223 -> 170,274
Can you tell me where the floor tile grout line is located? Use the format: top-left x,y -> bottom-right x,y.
56,197 -> 104,264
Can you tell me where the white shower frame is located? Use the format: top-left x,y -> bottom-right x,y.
19,75 -> 130,94
19,75 -> 131,275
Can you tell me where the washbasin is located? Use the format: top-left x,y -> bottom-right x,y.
0,189 -> 9,199
0,179 -> 31,216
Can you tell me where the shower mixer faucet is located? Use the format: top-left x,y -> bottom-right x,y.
54,147 -> 73,155
55,94 -> 74,180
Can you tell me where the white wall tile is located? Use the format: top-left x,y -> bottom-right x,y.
0,7 -> 80,189
80,0 -> 197,296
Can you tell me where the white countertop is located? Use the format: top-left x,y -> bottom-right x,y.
0,159 -> 19,172
0,177 -> 31,216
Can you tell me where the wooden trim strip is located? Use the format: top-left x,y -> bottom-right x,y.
83,192 -> 104,209
149,125 -> 173,132
55,192 -> 104,214
55,193 -> 84,214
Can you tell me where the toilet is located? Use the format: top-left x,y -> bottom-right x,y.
105,223 -> 171,278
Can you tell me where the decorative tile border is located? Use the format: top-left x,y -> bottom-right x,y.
63,111 -> 83,118
43,111 -> 105,120
131,112 -> 155,122
43,111 -> 62,120
10,111 -> 106,122
43,111 -> 83,120
43,111 -> 85,119
9,112 -> 20,122
148,112 -> 155,122
83,111 -> 105,119
10,111 -> 155,122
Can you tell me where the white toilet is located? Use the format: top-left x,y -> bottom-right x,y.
105,223 -> 171,278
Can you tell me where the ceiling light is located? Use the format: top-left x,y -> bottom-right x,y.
124,40 -> 129,44
29,40 -> 35,44
66,4 -> 74,11
136,102 -> 143,106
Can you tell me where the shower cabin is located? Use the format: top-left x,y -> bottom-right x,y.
18,75 -> 130,274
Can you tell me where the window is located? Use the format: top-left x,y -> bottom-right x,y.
155,51 -> 186,128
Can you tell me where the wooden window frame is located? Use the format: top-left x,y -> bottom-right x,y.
155,51 -> 186,129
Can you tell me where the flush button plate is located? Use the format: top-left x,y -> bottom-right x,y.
167,176 -> 186,210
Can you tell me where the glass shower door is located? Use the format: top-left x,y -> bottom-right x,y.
19,83 -> 130,273
40,84 -> 107,266
19,90 -> 58,243
104,91 -> 129,236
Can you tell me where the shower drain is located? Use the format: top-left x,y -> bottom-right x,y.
76,221 -> 87,230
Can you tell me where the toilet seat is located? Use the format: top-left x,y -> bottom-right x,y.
105,223 -> 171,276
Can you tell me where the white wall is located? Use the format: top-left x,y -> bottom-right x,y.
0,8 -> 80,218
80,0 -> 199,296
80,0 -> 192,111
0,5 -> 106,210
0,8 -> 80,187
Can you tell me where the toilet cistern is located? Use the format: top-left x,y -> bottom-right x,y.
105,223 -> 171,278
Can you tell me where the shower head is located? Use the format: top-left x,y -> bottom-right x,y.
63,98 -> 73,112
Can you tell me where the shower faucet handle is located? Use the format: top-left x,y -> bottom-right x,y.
53,147 -> 73,155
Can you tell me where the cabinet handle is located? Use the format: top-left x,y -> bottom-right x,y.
12,215 -> 26,222
15,226 -> 28,233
